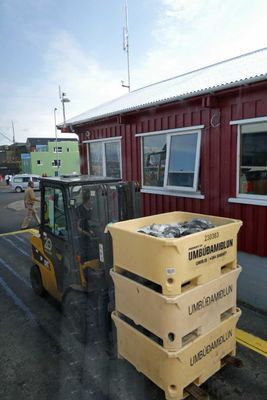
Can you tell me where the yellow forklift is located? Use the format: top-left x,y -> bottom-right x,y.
30,175 -> 140,342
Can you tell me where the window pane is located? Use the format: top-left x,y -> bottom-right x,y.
105,142 -> 121,178
44,187 -> 55,232
143,135 -> 166,187
43,187 -> 68,238
54,189 -> 68,238
167,133 -> 198,188
74,185 -> 100,262
89,142 -> 103,176
240,123 -> 267,195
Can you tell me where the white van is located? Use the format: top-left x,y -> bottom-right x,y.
12,174 -> 41,193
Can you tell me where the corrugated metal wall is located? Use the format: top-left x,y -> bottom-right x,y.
75,83 -> 267,257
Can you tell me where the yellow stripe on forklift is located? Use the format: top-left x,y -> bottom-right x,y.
236,328 -> 267,358
0,228 -> 38,237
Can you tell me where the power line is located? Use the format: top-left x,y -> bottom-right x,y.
0,131 -> 13,143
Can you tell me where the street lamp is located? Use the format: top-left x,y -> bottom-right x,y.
54,107 -> 59,176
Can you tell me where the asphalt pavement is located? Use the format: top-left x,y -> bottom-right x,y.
0,183 -> 40,233
0,183 -> 267,400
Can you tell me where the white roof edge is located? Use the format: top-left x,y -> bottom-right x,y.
130,46 -> 267,93
62,47 -> 267,128
67,74 -> 267,127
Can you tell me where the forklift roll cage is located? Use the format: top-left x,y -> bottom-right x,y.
32,175 -> 140,300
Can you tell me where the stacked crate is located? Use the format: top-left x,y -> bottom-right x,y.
108,211 -> 242,400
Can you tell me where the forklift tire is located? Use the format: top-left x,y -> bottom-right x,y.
62,291 -> 89,344
30,265 -> 45,296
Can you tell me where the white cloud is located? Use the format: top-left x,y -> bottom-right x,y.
1,0 -> 267,144
133,0 -> 267,87
0,30 -> 128,143
43,30 -> 127,115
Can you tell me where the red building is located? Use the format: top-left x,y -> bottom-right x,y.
63,48 -> 267,310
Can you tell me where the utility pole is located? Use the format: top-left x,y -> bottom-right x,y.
11,120 -> 15,143
54,108 -> 59,176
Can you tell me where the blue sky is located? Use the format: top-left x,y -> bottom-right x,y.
1,0 -> 267,144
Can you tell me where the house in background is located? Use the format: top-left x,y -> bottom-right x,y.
26,137 -> 77,152
61,47 -> 267,311
0,142 -> 27,176
21,138 -> 80,176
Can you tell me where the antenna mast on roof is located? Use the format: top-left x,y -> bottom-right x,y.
59,85 -> 71,128
122,0 -> 131,92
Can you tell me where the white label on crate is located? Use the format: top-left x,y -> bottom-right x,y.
188,238 -> 234,266
166,267 -> 176,276
99,243 -> 104,263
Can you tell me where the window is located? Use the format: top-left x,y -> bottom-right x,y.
37,160 -> 43,166
32,177 -> 40,183
142,128 -> 202,192
238,121 -> 267,198
13,177 -> 30,183
88,139 -> 121,178
52,160 -> 61,167
105,141 -> 121,178
89,142 -> 103,175
143,134 -> 166,187
36,145 -> 48,152
13,177 -> 23,183
43,187 -> 68,238
54,147 -> 62,153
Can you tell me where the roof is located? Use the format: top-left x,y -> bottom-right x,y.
65,47 -> 267,127
26,137 -> 78,146
9,142 -> 26,147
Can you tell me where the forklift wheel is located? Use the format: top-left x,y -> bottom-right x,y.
62,291 -> 88,343
30,265 -> 45,296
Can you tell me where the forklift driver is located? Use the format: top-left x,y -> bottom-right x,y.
76,190 -> 98,264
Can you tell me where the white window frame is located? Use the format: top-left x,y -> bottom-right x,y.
229,116 -> 267,206
53,146 -> 62,153
52,160 -> 61,167
83,137 -> 122,178
37,160 -> 43,166
137,126 -> 203,197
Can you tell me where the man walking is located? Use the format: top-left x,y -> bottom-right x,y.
21,181 -> 40,229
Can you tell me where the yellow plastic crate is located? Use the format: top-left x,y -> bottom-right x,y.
111,266 -> 241,350
112,309 -> 241,400
108,212 -> 242,295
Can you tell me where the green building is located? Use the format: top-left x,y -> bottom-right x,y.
21,139 -> 80,176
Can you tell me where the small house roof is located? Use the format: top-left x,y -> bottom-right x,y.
64,47 -> 267,127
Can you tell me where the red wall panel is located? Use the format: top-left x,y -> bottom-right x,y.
74,82 -> 267,257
